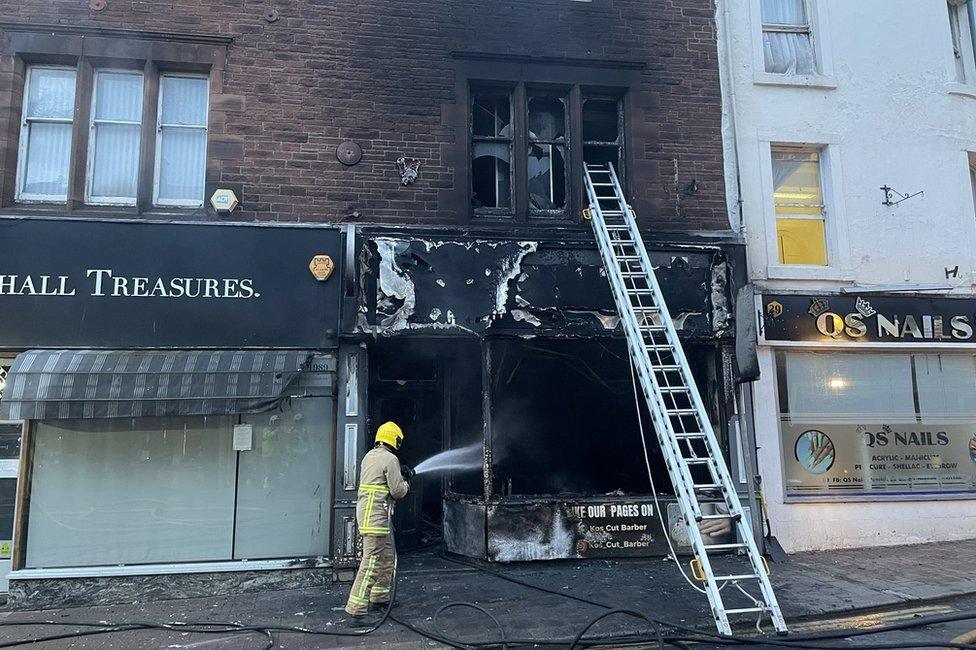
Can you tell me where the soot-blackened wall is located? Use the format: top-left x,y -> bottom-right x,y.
0,0 -> 728,230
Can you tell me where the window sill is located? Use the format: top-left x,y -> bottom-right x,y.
2,204 -> 209,219
764,264 -> 854,282
753,72 -> 837,90
9,557 -> 332,580
946,82 -> 976,99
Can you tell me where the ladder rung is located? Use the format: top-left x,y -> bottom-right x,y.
651,364 -> 681,371
693,484 -> 722,490
675,433 -> 706,439
606,224 -> 630,229
620,271 -> 647,278
684,458 -> 712,465
666,409 -> 697,416
592,182 -> 615,186
702,543 -> 746,550
700,512 -> 741,520
715,574 -> 760,582
659,387 -> 689,394
725,607 -> 768,614
646,344 -> 674,351
641,326 -> 668,333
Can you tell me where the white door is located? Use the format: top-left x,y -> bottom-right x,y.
0,421 -> 20,592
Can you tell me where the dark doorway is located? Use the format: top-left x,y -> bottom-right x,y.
368,338 -> 482,551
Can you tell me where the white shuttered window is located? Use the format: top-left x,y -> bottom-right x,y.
87,71 -> 144,205
154,75 -> 209,207
17,67 -> 76,202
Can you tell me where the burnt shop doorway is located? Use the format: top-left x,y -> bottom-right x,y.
368,338 -> 481,551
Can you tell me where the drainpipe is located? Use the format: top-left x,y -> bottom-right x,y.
715,0 -> 746,234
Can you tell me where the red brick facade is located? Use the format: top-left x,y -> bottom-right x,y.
0,0 -> 729,231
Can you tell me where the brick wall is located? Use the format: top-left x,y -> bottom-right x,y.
0,0 -> 729,232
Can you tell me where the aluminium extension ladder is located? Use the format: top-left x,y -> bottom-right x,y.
583,162 -> 788,636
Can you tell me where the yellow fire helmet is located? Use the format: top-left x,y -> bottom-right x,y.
375,421 -> 404,450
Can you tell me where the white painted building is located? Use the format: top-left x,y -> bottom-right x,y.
716,0 -> 976,552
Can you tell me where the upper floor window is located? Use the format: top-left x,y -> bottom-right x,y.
16,65 -> 209,209
155,76 -> 209,207
947,0 -> 976,84
761,0 -> 816,75
527,95 -> 567,213
471,91 -> 512,211
470,83 -> 623,220
87,71 -> 144,205
771,144 -> 826,266
17,67 -> 76,202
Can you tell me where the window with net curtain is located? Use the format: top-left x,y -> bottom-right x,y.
15,66 -> 208,207
761,0 -> 816,75
17,68 -> 76,202
771,145 -> 827,266
155,75 -> 209,207
87,71 -> 144,205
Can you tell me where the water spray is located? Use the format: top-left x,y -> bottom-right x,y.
413,442 -> 483,475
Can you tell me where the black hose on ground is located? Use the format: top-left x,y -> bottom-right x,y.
0,546 -> 974,649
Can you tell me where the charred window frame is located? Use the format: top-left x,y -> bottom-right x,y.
526,92 -> 568,216
581,95 -> 624,184
471,88 -> 514,215
0,26 -> 230,214
469,82 -> 625,222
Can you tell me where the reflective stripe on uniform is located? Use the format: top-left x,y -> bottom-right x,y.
361,521 -> 388,533
359,482 -> 391,535
357,555 -> 377,601
359,483 -> 389,493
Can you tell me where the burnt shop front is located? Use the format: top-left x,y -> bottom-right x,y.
342,229 -> 760,562
755,292 -> 976,551
0,217 -> 348,605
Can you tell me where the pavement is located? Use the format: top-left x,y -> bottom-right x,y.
0,537 -> 974,648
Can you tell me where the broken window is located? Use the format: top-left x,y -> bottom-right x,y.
582,97 -> 623,177
527,95 -> 567,213
471,91 -> 512,210
489,339 -> 663,496
469,83 -> 626,220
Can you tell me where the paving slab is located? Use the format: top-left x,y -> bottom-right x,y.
0,538 -> 973,648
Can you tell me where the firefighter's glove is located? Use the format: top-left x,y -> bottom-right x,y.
400,464 -> 415,480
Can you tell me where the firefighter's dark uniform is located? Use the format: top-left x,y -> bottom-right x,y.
345,428 -> 409,616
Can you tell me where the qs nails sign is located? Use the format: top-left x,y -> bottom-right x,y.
0,218 -> 343,349
761,294 -> 976,344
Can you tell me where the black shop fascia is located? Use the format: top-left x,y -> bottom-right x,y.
0,216 -> 349,607
339,225 -> 750,562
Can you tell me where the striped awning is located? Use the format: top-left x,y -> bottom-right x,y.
0,349 -> 316,420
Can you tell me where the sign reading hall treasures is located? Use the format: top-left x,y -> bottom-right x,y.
761,293 -> 976,344
0,218 -> 343,348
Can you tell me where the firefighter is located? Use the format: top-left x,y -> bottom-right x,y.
345,421 -> 412,619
